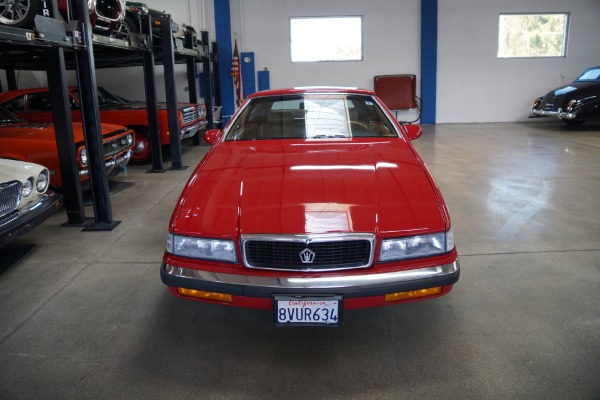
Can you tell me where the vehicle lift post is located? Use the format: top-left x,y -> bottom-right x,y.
161,13 -> 187,171
72,0 -> 120,230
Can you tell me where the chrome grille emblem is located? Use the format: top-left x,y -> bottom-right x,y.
299,248 -> 316,264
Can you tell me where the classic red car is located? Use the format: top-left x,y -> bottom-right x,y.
0,86 -> 207,164
161,87 -> 460,326
0,105 -> 134,189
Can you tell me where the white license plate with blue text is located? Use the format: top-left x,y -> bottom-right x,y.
274,296 -> 342,326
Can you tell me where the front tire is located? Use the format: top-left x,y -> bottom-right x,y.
0,0 -> 38,28
110,14 -> 139,40
131,129 -> 151,164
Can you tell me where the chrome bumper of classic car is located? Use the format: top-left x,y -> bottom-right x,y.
161,259 -> 460,298
179,120 -> 208,140
530,107 -> 577,119
0,192 -> 63,247
78,149 -> 132,177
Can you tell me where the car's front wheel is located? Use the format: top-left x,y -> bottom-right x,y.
131,129 -> 151,164
110,14 -> 139,40
0,0 -> 38,28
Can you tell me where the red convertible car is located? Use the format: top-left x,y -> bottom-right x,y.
0,106 -> 134,189
161,87 -> 460,326
0,86 -> 206,164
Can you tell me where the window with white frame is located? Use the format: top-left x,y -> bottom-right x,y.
290,16 -> 363,62
498,13 -> 569,58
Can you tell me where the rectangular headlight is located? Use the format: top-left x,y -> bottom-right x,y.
167,234 -> 237,263
379,230 -> 454,262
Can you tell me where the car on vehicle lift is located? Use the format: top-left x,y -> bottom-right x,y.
0,0 -> 126,35
110,1 -> 179,43
161,87 -> 460,326
0,86 -> 207,164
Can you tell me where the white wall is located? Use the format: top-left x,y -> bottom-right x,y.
437,0 -> 600,122
231,0 -> 421,92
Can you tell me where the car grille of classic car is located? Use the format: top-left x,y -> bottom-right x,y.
242,234 -> 375,271
181,107 -> 199,124
103,134 -> 134,157
0,181 -> 20,219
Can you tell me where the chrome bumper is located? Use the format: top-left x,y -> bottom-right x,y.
161,259 -> 460,298
79,149 -> 132,177
530,107 -> 577,120
0,192 -> 63,247
180,120 -> 208,140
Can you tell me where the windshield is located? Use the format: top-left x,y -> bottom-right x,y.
72,87 -> 128,106
224,94 -> 398,141
576,67 -> 600,82
0,106 -> 21,123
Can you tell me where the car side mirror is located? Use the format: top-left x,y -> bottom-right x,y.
404,124 -> 422,141
203,129 -> 222,145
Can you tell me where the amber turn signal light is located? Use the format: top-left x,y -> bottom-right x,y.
385,287 -> 442,302
178,288 -> 233,303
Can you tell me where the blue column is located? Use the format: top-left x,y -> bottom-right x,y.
214,0 -> 234,121
241,52 -> 256,97
421,0 -> 437,124
258,69 -> 270,91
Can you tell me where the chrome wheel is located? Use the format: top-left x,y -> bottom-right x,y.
0,0 -> 37,27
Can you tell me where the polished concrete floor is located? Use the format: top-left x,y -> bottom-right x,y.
0,121 -> 598,399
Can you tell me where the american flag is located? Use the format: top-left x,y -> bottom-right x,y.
231,38 -> 243,108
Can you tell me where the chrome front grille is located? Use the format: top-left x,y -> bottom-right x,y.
241,234 -> 375,272
103,134 -> 131,157
0,181 -> 21,219
181,107 -> 199,124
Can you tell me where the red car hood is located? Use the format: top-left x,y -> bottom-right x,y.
0,121 -> 127,143
171,139 -> 447,238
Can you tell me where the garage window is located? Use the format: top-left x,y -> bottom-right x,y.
498,13 -> 569,58
290,16 -> 362,62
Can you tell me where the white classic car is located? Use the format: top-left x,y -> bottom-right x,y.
0,159 -> 63,247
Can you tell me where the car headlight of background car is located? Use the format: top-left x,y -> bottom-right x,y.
122,133 -> 134,147
166,234 -> 237,262
21,177 -> 34,198
80,147 -> 88,166
566,99 -> 581,110
35,169 -> 49,193
379,230 -> 454,262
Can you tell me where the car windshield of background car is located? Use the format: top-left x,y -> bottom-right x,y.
577,68 -> 600,81
0,107 -> 19,123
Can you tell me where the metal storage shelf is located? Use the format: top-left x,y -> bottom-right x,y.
1,2 -> 213,232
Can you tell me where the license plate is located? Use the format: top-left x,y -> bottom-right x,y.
274,295 -> 342,327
